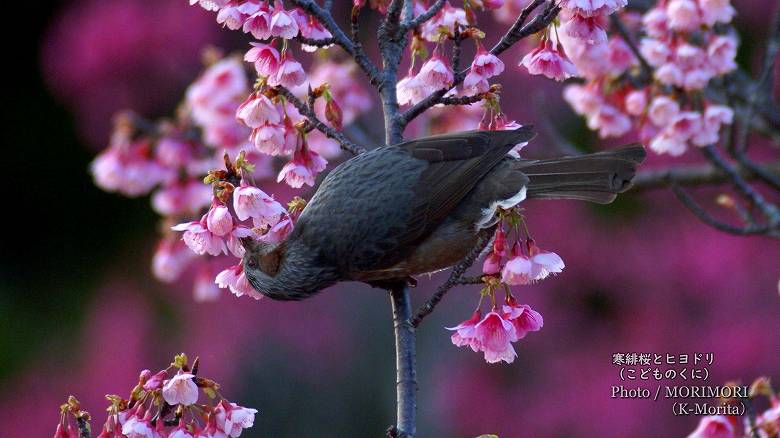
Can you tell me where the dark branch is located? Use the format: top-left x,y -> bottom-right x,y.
631,161 -> 780,190
275,86 -> 367,155
290,0 -> 381,86
670,183 -> 775,236
296,35 -> 337,47
389,283 -> 417,438
412,226 -> 496,327
609,14 -> 652,82
700,145 -> 780,227
397,0 -> 559,127
401,0 -> 446,31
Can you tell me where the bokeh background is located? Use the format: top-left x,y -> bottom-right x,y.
3,1 -> 779,437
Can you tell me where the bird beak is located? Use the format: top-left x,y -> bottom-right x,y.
240,237 -> 258,253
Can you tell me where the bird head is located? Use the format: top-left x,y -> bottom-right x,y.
240,236 -> 340,301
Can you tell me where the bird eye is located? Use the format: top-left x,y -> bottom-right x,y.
246,256 -> 257,268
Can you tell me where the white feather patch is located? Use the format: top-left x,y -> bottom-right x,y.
475,186 -> 527,229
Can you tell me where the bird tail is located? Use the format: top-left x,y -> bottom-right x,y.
517,144 -> 646,204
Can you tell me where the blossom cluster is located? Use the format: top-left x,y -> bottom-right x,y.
563,0 -> 738,156
687,376 -> 780,438
448,211 -> 564,364
55,354 -> 258,438
91,18 -> 370,300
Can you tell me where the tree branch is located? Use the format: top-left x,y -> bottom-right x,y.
389,283 -> 417,438
396,0 -> 559,128
290,0 -> 381,87
700,145 -> 780,227
631,161 -> 780,190
401,0 -> 446,31
670,183 -> 776,236
412,226 -> 496,327
274,86 -> 367,155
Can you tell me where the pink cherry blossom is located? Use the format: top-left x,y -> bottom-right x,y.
236,93 -> 281,128
194,265 -> 222,302
708,35 -> 738,75
291,8 -> 333,51
420,1 -> 468,42
650,131 -> 688,156
162,371 -> 198,406
250,122 -> 288,156
655,62 -> 685,87
151,179 -> 211,216
648,95 -> 680,127
557,0 -> 627,17
244,42 -> 281,77
269,6 -> 299,39
639,38 -> 670,67
624,90 -> 647,116
277,145 -> 328,188
269,54 -> 306,88
168,426 -> 195,438
216,6 -> 245,30
501,245 -> 534,285
464,44 -> 504,92
396,73 -> 429,106
474,310 -> 517,364
309,62 -> 372,125
242,7 -> 272,40
121,414 -> 160,438
587,104 -> 632,138
142,370 -> 167,391
503,298 -> 543,339
214,402 -> 259,438
691,105 -> 734,146
256,213 -> 294,243
528,241 -> 565,280
563,84 -> 603,115
216,263 -> 264,300
152,239 -> 196,283
446,310 -> 483,352
226,225 -> 256,258
667,0 -> 700,32
686,415 -> 735,438
206,201 -> 234,237
520,39 -> 577,81
172,219 -> 226,256
560,10 -> 608,45
233,182 -> 286,222
417,51 -> 454,89
189,0 -> 229,12
642,7 -> 668,38
699,0 -> 735,27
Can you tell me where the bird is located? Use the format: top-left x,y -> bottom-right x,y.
242,127 -> 646,300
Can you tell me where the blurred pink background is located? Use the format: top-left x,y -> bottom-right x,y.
2,0 -> 778,436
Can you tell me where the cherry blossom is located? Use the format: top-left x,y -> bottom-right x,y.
473,309 -> 518,364
172,218 -> 227,256
214,401 -> 259,438
447,310 -> 483,352
215,263 -> 264,300
686,415 -> 735,438
244,42 -> 281,77
162,371 -> 199,406
520,39 -> 577,81
277,144 -> 328,188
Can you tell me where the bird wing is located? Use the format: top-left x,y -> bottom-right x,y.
387,126 -> 536,264
294,127 -> 534,276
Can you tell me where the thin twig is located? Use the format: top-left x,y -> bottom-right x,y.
609,14 -> 652,82
290,0 -> 381,86
670,183 -> 774,236
631,161 -> 780,190
700,145 -> 780,226
397,0 -> 559,127
412,226 -> 496,327
401,0 -> 446,31
275,86 -> 367,155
